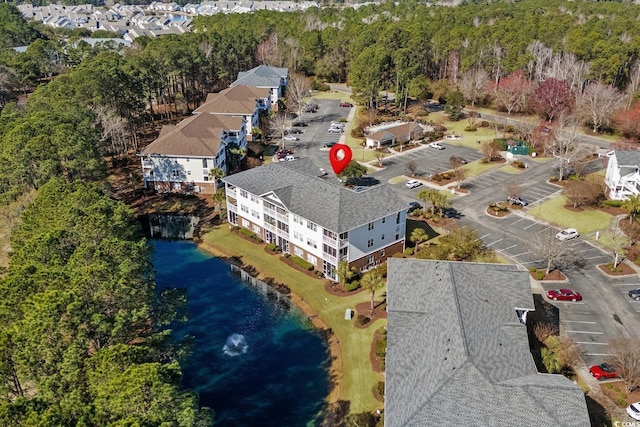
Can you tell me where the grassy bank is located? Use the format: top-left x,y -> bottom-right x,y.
199,225 -> 385,415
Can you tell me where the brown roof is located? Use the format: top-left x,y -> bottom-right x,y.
142,114 -> 243,157
193,85 -> 270,115
368,122 -> 423,142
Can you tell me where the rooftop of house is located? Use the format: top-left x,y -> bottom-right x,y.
194,85 -> 270,115
367,122 -> 424,142
222,158 -> 407,233
141,114 -> 243,158
384,259 -> 590,427
613,150 -> 640,167
232,65 -> 288,89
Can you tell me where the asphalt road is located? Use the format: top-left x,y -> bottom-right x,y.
291,97 -> 640,365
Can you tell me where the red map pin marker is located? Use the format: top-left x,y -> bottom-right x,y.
329,144 -> 352,175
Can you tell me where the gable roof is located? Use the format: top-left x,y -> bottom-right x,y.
614,150 -> 640,167
385,259 -> 590,427
232,65 -> 288,89
222,158 -> 406,232
141,114 -> 242,157
194,85 -> 270,115
367,122 -> 423,142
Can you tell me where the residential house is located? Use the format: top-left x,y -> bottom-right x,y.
222,158 -> 408,278
365,122 -> 426,149
140,113 -> 246,194
604,150 -> 640,200
193,85 -> 271,141
384,259 -> 590,427
231,65 -> 289,106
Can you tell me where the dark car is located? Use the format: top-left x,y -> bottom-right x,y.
407,201 -> 422,212
339,101 -> 353,107
292,121 -> 308,127
323,142 -> 337,148
449,155 -> 468,166
629,288 -> 640,301
589,363 -> 618,380
303,105 -> 317,113
507,196 -> 528,207
288,128 -> 303,134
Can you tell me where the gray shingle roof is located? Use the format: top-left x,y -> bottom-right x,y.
614,150 -> 640,167
222,158 -> 407,233
232,65 -> 288,88
385,259 -> 590,427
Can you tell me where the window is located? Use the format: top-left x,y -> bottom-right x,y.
368,255 -> 374,264
368,222 -> 374,231
396,212 -> 401,224
240,189 -> 248,198
251,209 -> 260,219
187,171 -> 191,175
306,237 -> 317,249
202,159 -> 208,168
293,231 -> 303,242
293,215 -> 303,225
395,233 -> 400,240
382,217 -> 386,223
307,221 -> 317,231
380,250 -> 385,257
240,205 -> 249,214
294,247 -> 304,257
367,239 -> 374,248
252,224 -> 261,233
339,232 -> 348,240
241,219 -> 249,228
250,195 -> 258,203
307,254 -> 317,265
381,234 -> 385,240
172,170 -> 180,177
323,244 -> 337,257
339,247 -> 348,258
203,176 -> 209,181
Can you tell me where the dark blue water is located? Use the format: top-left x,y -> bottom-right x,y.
152,240 -> 330,426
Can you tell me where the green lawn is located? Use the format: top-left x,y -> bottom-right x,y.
527,195 -> 617,237
200,225 -> 384,414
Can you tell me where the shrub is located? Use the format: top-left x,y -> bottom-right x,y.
480,158 -> 489,164
239,228 -> 256,238
528,266 -> 537,273
614,386 -> 621,393
605,384 -> 614,389
266,243 -> 278,251
345,281 -> 361,291
513,160 -> 525,168
416,110 -> 429,117
601,199 -> 623,208
536,271 -> 545,280
464,126 -> 477,132
373,263 -> 387,278
618,399 -> 628,407
376,381 -> 385,398
404,247 -> 414,256
284,253 -> 290,258
311,79 -> 330,91
290,256 -> 314,271
375,335 -> 387,358
315,270 -> 323,277
357,314 -> 370,325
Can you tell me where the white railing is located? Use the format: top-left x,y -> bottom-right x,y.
323,253 -> 337,265
322,235 -> 337,246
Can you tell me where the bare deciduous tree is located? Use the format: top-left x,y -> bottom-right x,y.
286,73 -> 312,121
529,228 -> 580,275
458,68 -> 490,107
375,150 -> 387,167
608,338 -> 640,392
603,220 -> 630,269
486,70 -> 533,115
406,160 -> 418,176
269,112 -> 292,149
505,181 -> 523,199
576,81 -> 623,133
562,175 -> 603,208
543,113 -> 581,181
481,140 -> 501,161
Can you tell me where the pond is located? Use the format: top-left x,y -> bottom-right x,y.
153,240 -> 330,426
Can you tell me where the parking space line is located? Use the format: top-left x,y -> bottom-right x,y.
586,353 -> 614,357
486,239 -> 503,246
502,244 -> 518,251
576,342 -> 608,345
523,223 -> 539,230
510,218 -> 526,225
479,233 -> 490,240
511,251 -> 531,257
564,320 -> 597,324
566,331 -> 603,335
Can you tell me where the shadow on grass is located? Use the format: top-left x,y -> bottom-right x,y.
406,219 -> 440,241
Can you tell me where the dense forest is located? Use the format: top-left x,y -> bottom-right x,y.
3,0 -> 640,424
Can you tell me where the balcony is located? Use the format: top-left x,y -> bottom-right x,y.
322,253 -> 337,265
228,204 -> 237,213
264,222 -> 276,233
322,234 -> 337,246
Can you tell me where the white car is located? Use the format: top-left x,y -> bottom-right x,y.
627,402 -> 640,420
328,127 -> 344,133
283,135 -> 299,141
429,142 -> 445,150
556,228 -> 579,241
330,121 -> 345,128
406,179 -> 423,189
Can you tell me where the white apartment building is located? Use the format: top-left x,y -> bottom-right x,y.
604,150 -> 640,200
222,158 -> 408,279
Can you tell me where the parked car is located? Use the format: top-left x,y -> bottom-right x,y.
283,135 -> 299,141
546,288 -> 582,302
303,105 -> 317,113
627,402 -> 640,421
284,155 -> 295,161
629,288 -> 640,301
407,201 -> 422,212
507,196 -> 528,207
339,101 -> 353,107
319,168 -> 327,176
429,142 -> 445,150
330,121 -> 345,128
328,127 -> 344,133
556,228 -> 579,241
288,128 -> 303,134
406,179 -> 423,189
449,155 -> 467,166
323,142 -> 337,148
292,121 -> 308,127
589,363 -> 619,380
445,134 -> 462,140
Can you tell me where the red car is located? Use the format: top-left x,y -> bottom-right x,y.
546,288 -> 582,302
589,363 -> 618,380
339,101 -> 353,107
